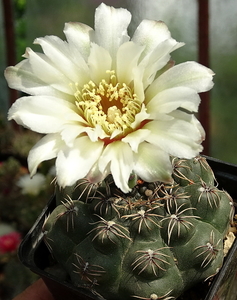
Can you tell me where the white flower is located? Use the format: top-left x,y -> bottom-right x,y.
17,173 -> 46,196
5,3 -> 214,193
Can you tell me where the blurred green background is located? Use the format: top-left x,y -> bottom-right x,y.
1,0 -> 237,163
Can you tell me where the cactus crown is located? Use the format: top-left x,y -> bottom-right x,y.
43,156 -> 234,300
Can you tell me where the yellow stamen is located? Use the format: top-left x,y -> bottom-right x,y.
73,71 -> 141,138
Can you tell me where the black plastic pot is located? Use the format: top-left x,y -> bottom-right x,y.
18,156 -> 237,300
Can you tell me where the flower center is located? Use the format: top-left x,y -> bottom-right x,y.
74,70 -> 141,138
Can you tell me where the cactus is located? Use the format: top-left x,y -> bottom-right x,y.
43,156 -> 234,300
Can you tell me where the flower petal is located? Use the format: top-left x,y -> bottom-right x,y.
146,86 -> 201,116
34,36 -> 90,85
23,47 -> 73,94
146,61 -> 214,100
28,133 -> 63,176
132,20 -> 183,60
99,141 -> 134,193
144,112 -> 204,158
122,128 -> 150,152
87,162 -> 110,184
63,22 -> 94,61
133,65 -> 146,102
4,61 -> 73,99
56,136 -> 104,187
88,43 -> 112,84
8,96 -> 85,133
60,124 -> 88,147
94,3 -> 131,61
61,124 -> 108,147
131,104 -> 150,129
134,142 -> 173,183
116,41 -> 144,84
132,20 -> 184,92
139,39 -> 184,88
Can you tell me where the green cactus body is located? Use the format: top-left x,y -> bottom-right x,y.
43,156 -> 234,300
